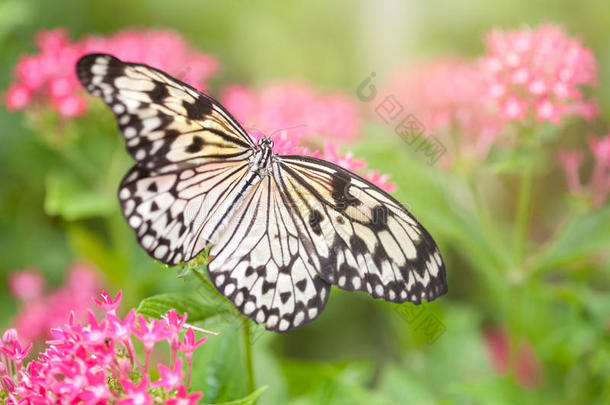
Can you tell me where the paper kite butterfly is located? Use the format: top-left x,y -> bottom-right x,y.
76,53 -> 448,332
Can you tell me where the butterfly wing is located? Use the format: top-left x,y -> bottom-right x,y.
208,175 -> 331,332
76,53 -> 254,172
118,160 -> 251,264
77,53 -> 256,263
208,155 -> 447,332
275,155 -> 447,304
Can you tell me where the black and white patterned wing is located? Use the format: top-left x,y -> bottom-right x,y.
76,54 -> 256,264
76,53 -> 254,172
208,175 -> 331,332
275,155 -> 447,304
118,159 -> 251,264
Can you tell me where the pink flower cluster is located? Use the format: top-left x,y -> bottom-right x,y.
558,134 -> 610,208
221,82 -> 362,143
4,28 -> 219,117
480,23 -> 598,124
384,23 -> 599,162
222,84 -> 395,191
383,58 -> 503,158
9,264 -> 101,343
0,290 -> 206,404
483,327 -> 544,389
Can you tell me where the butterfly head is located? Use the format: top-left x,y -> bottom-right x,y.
257,136 -> 274,150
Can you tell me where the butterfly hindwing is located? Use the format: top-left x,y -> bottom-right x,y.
208,175 -> 331,332
119,160 -> 251,264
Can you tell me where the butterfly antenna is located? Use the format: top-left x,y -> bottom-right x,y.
269,124 -> 308,140
243,125 -> 265,135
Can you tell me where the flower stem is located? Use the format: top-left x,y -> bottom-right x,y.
191,266 -> 256,396
242,316 -> 255,395
514,162 -> 535,261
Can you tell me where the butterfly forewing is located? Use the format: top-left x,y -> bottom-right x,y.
76,54 -> 254,172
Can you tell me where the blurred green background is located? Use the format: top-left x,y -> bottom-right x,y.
1,1 -> 609,404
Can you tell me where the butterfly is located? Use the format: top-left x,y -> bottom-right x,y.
76,53 -> 448,332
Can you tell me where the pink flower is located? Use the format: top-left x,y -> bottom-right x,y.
363,171 -> 396,193
0,338 -> 32,363
557,150 -> 583,193
4,84 -> 32,111
94,289 -> 122,315
558,134 -> 610,208
107,309 -> 136,342
152,357 -> 184,391
166,386 -> 203,405
480,23 -> 598,125
8,270 -> 45,301
54,94 -> 87,117
221,81 -> 362,143
118,376 -> 153,405
483,327 -> 544,389
165,309 -> 188,365
589,135 -> 610,207
133,315 -> 169,372
178,328 -> 208,387
0,294 -> 206,403
383,58 -> 503,161
82,311 -> 108,345
178,328 -> 208,357
133,315 -> 169,353
10,263 -> 101,343
4,28 -> 219,118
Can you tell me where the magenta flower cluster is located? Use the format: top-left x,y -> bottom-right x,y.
0,290 -> 207,404
4,28 -> 219,117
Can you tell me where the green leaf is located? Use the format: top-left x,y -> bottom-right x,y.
201,386 -> 268,405
532,206 -> 610,273
44,169 -> 115,220
136,286 -> 232,322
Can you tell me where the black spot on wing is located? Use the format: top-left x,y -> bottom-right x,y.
371,205 -> 389,230
182,97 -> 212,120
186,136 -> 205,153
280,292 -> 292,304
309,210 -> 323,235
149,82 -> 170,103
330,171 -> 361,210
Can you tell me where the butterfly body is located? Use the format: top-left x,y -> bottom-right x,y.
76,53 -> 448,332
250,137 -> 275,177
